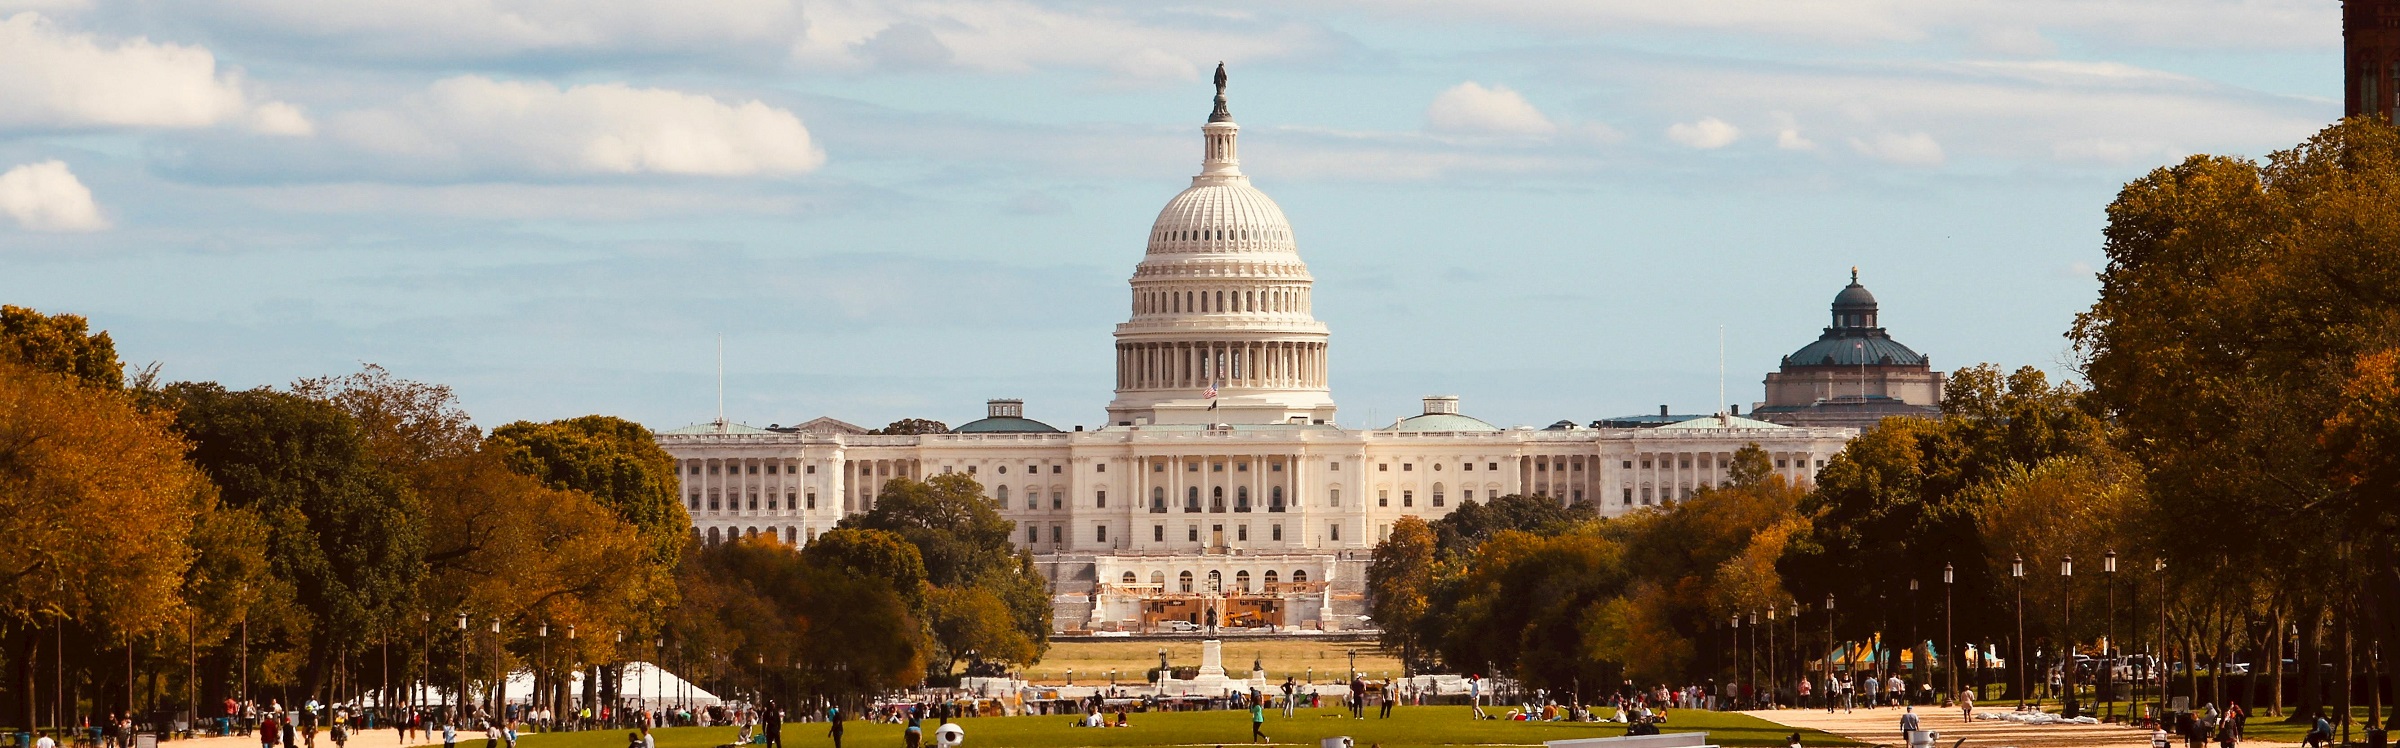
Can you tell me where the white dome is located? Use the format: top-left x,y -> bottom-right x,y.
1146,182 -> 1296,256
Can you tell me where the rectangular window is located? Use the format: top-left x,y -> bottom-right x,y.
1488,462 -> 1498,471
768,496 -> 778,510
1052,465 -> 1062,474
1050,525 -> 1062,543
1463,462 -> 1473,471
942,465 -> 954,474
1188,525 -> 1200,542
1572,461 -> 1583,471
1155,462 -> 1165,472
766,464 -> 778,475
1432,492 -> 1443,508
1377,490 -> 1389,507
1096,490 -> 1107,508
1237,462 -> 1248,472
1378,464 -> 1389,472
967,466 -> 977,475
1777,459 -> 1789,468
1330,462 -> 1341,471
1402,463 -> 1413,471
747,494 -> 758,511
1271,462 -> 1282,472
1097,524 -> 1109,543
1330,489 -> 1340,507
1028,496 -> 1038,510
806,465 -> 817,474
806,493 -> 817,509
1642,460 -> 1653,469
1330,523 -> 1341,541
1026,526 -> 1038,543
687,494 -> 699,509
1237,525 -> 1248,541
1154,525 -> 1165,542
1573,489 -> 1585,503
1623,488 -> 1633,504
1188,463 -> 1199,472
1097,463 -> 1107,473
1053,491 -> 1064,509
1402,491 -> 1413,507
1212,462 -> 1224,472
748,464 -> 759,474
1623,461 -> 1633,469
1272,524 -> 1283,541
1463,490 -> 1474,500
709,465 -> 720,475
687,465 -> 700,475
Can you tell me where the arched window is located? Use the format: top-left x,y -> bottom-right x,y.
1206,570 -> 1223,592
1186,487 -> 1200,512
784,526 -> 797,544
1235,570 -> 1252,593
1152,571 -> 1167,589
1152,487 -> 1167,512
706,527 -> 720,545
1178,571 -> 1194,593
1270,486 -> 1285,511
1210,486 -> 1226,513
1235,486 -> 1250,512
995,485 -> 1009,504
1291,570 -> 1309,584
1263,570 -> 1279,590
1431,482 -> 1446,508
746,527 -> 758,538
1121,572 -> 1137,586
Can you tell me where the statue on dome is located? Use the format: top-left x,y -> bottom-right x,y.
1215,62 -> 1227,96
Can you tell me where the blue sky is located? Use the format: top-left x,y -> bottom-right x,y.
0,0 -> 2337,432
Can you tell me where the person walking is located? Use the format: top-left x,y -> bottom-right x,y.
1379,686 -> 1394,719
902,707 -> 922,748
1349,677 -> 1366,719
1281,677 -> 1298,719
762,700 -> 784,748
1250,699 -> 1268,743
282,712 -> 299,748
1957,688 -> 1974,722
260,713 -> 282,748
826,706 -> 845,748
1470,675 -> 1486,720
441,720 -> 456,748
1899,706 -> 1921,747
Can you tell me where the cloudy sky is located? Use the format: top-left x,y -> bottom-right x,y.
0,0 -> 2337,432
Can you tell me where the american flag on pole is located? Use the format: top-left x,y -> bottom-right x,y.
1204,380 -> 1219,409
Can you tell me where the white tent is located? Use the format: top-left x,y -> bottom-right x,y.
499,662 -> 724,709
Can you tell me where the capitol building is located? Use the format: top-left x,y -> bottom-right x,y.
656,75 -> 1873,633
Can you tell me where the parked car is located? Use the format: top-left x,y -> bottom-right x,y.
1161,620 -> 1202,633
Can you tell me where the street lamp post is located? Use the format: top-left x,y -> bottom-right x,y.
490,619 -> 502,718
539,624 -> 549,726
1768,606 -> 1779,706
2104,550 -> 2117,724
1748,611 -> 1761,707
1731,614 -> 1742,707
2154,558 -> 2166,725
1944,563 -> 1956,704
2012,554 -> 2026,710
456,613 -> 470,722
2062,555 -> 2077,719
1910,578 -> 1921,691
1825,594 -> 1836,689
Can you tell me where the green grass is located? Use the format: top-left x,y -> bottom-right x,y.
508,706 -> 1857,748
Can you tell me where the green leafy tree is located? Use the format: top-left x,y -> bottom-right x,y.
154,382 -> 428,695
839,474 -> 1050,673
673,536 -> 925,698
487,415 -> 691,570
800,528 -> 928,606
872,419 -> 949,435
924,586 -> 1038,677
1425,493 -> 1594,559
0,305 -> 123,389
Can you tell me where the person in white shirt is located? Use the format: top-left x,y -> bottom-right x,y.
1887,675 -> 1905,707
35,731 -> 57,748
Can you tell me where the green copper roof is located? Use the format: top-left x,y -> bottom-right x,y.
952,416 -> 1061,434
1385,413 -> 1503,433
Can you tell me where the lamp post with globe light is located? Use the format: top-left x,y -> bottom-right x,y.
2011,554 -> 2025,709
2062,555 -> 2077,719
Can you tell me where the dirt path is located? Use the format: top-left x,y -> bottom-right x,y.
1740,706 -> 2300,748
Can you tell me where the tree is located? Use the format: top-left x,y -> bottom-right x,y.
0,361 -> 212,725
924,587 -> 1038,677
872,419 -> 948,435
1425,494 -> 1594,559
2071,118 -> 2400,719
487,415 -> 691,571
672,537 -> 925,699
839,474 -> 1051,673
0,305 -> 122,389
801,528 -> 927,606
1367,517 -> 1437,673
154,381 -> 428,694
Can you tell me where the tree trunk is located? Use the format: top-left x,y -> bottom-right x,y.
2272,609 -> 2286,717
2300,612 -> 2325,722
13,624 -> 36,731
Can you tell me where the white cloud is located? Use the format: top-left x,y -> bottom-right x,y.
1848,131 -> 1946,166
1425,81 -> 1558,137
0,12 -> 309,134
1770,111 -> 1815,150
1666,117 -> 1740,149
789,0 -> 1333,84
182,0 -> 807,61
328,76 -> 825,177
0,160 -> 107,232
1294,0 -> 2331,51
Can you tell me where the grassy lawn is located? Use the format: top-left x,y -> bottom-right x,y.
1021,639 -> 1401,685
513,706 -> 1858,748
1940,695 -> 2389,744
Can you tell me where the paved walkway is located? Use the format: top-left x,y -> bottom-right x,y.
175,727 -> 483,748
1741,706 -> 2302,748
